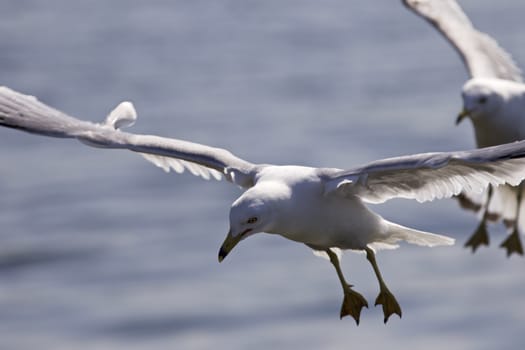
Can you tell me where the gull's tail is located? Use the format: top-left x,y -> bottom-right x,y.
374,221 -> 455,250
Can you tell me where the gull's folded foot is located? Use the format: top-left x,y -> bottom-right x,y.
464,220 -> 489,253
340,286 -> 368,325
500,229 -> 524,257
374,286 -> 402,324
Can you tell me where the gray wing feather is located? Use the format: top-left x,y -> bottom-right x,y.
403,0 -> 522,81
324,141 -> 525,204
0,86 -> 257,188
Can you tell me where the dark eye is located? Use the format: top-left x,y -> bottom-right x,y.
478,96 -> 487,104
247,217 -> 258,224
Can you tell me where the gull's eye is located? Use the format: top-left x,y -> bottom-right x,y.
478,96 -> 487,104
247,217 -> 258,224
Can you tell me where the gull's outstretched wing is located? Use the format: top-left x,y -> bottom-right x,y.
0,86 -> 258,188
403,0 -> 522,82
322,141 -> 525,204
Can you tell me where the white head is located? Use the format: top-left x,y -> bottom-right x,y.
218,183 -> 284,262
457,78 -> 506,124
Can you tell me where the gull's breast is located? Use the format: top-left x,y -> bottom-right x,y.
276,191 -> 385,250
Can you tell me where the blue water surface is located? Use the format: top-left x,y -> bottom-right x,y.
0,1 -> 524,349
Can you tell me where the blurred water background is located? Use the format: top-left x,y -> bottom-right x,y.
0,1 -> 524,349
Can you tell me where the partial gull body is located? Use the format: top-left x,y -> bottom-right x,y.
3,87 -> 525,323
403,0 -> 525,256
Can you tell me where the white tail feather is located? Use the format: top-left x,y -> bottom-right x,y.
384,221 -> 455,247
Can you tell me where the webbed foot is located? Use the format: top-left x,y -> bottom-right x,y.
374,286 -> 402,324
500,229 -> 524,257
340,286 -> 368,325
464,220 -> 490,253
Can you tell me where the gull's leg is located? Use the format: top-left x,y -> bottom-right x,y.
365,247 -> 402,323
464,185 -> 492,252
500,187 -> 524,257
324,248 -> 368,325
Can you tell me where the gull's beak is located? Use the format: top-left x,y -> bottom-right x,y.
456,108 -> 470,125
218,229 -> 243,262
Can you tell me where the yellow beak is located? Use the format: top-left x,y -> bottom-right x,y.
456,108 -> 470,125
218,229 -> 244,262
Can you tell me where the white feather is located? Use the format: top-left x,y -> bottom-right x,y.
140,153 -> 224,181
312,248 -> 343,261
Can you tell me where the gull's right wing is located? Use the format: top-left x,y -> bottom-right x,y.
322,141 -> 525,204
0,86 -> 258,188
403,0 -> 522,81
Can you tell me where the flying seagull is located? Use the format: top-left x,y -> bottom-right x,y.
403,0 -> 525,256
3,87 -> 525,324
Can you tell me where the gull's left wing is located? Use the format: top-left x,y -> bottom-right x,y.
0,86 -> 258,188
322,142 -> 525,204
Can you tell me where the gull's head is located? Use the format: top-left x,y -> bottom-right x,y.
218,183 -> 288,262
457,78 -> 505,125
